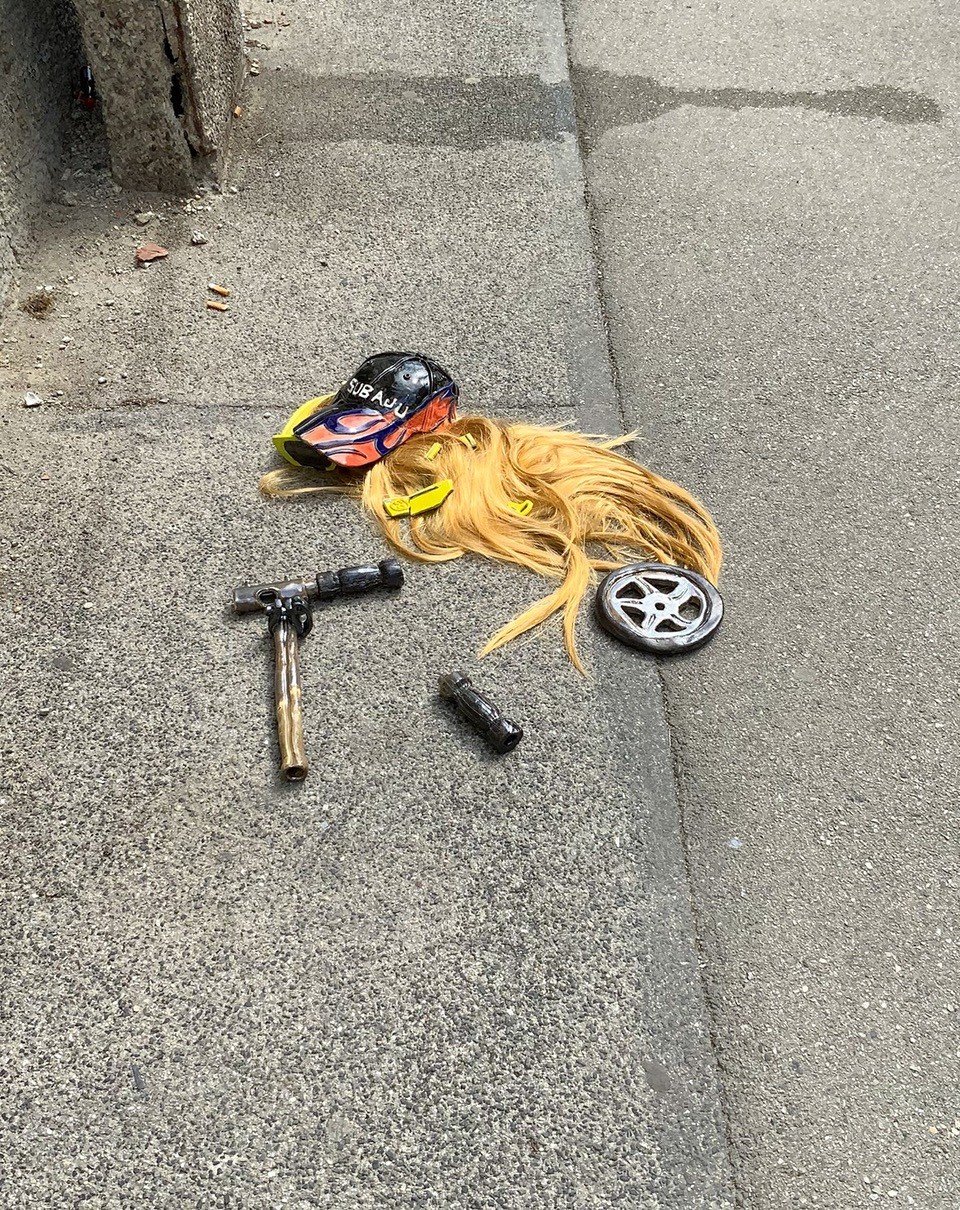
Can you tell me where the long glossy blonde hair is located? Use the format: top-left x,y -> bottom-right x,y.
261,415 -> 721,671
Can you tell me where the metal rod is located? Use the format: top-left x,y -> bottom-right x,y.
273,616 -> 307,780
232,559 -> 403,782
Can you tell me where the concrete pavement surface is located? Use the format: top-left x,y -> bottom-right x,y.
568,0 -> 960,1206
0,1 -> 733,1206
1,0 -> 957,1206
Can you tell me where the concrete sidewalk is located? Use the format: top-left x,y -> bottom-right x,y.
0,1 -> 732,1205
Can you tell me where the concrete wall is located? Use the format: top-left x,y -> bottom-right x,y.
0,0 -> 85,301
72,0 -> 243,191
0,0 -> 241,303
168,0 -> 245,162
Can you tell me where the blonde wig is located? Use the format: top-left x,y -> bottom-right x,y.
261,416 -> 721,671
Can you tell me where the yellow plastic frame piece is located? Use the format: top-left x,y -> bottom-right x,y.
409,479 -> 454,515
272,393 -> 335,466
507,499 -> 534,516
384,496 -> 411,517
425,442 -> 442,461
384,479 -> 454,518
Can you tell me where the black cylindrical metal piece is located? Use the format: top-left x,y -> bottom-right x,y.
315,558 -> 404,600
438,671 -> 523,754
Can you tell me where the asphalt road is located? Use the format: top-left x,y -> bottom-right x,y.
568,0 -> 960,1205
1,0 -> 957,1206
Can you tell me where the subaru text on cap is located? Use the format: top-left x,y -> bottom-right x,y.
290,352 -> 458,468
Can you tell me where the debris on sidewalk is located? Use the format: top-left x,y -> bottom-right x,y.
383,479 -> 453,517
595,563 -> 723,654
439,671 -> 523,754
22,391 -> 43,408
206,299 -> 230,312
234,105 -> 244,118
191,231 -> 208,246
208,283 -> 231,298
134,211 -> 155,226
232,560 -> 403,781
135,242 -> 168,266
259,352 -> 723,671
20,290 -> 55,320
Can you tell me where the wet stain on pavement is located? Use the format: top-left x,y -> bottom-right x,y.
292,72 -> 575,147
279,71 -> 942,150
572,70 -> 943,151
